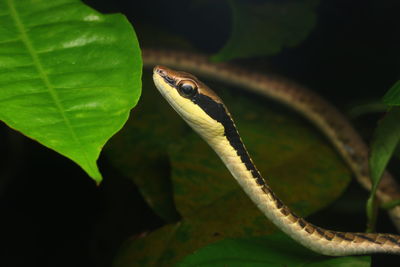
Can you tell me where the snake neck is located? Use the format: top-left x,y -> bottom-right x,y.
209,127 -> 400,256
195,103 -> 400,256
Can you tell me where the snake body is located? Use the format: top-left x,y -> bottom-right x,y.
142,49 -> 400,231
147,50 -> 400,255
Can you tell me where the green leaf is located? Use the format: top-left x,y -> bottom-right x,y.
367,107 -> 400,230
212,0 -> 318,61
113,83 -> 352,266
369,107 -> 400,190
382,199 -> 400,210
113,223 -> 182,267
177,234 -> 370,267
0,0 -> 141,183
105,72 -> 184,222
105,30 -> 198,221
347,100 -> 387,118
383,80 -> 400,106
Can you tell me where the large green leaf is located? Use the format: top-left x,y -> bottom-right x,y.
113,82 -> 352,266
0,0 -> 141,182
178,234 -> 370,267
212,0 -> 318,61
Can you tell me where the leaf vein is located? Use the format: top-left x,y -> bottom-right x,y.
7,0 -> 92,167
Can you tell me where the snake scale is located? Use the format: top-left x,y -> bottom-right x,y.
144,49 -> 400,255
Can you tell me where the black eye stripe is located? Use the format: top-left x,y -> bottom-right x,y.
158,70 -> 176,86
164,76 -> 175,86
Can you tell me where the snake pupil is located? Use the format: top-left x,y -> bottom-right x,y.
178,82 -> 197,97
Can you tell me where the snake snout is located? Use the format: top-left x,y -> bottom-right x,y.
154,65 -> 168,76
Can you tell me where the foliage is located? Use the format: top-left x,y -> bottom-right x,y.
2,0 -> 399,266
0,0 -> 141,183
178,234 -> 370,267
212,0 -> 319,61
367,81 -> 400,231
383,80 -> 400,106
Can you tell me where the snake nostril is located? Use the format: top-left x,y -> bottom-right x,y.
154,66 -> 166,76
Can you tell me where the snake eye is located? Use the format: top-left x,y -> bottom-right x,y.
177,81 -> 197,98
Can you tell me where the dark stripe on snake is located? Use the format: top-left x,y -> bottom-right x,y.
190,93 -> 265,186
336,232 -> 354,241
298,219 -> 306,229
159,71 -> 265,186
355,234 -> 382,245
381,235 -> 400,245
315,227 -> 325,236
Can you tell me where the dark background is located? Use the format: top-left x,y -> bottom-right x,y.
1,0 -> 399,266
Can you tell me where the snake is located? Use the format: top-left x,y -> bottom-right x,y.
145,49 -> 400,255
142,49 -> 400,230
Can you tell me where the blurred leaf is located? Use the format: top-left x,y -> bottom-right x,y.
135,23 -> 194,50
106,28 -> 199,221
348,100 -> 387,118
178,234 -> 370,267
113,223 -> 181,267
105,72 -> 184,222
383,80 -> 400,106
382,199 -> 400,210
212,0 -> 318,61
367,107 -> 400,230
369,107 -> 400,188
114,83 -> 352,266
0,0 -> 141,182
